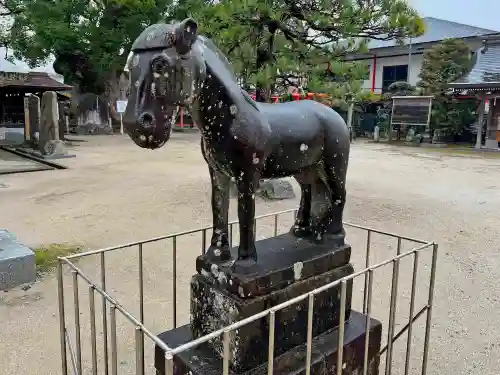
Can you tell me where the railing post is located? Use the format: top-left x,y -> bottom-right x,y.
172,236 -> 177,329
422,243 -> 438,375
363,270 -> 374,375
138,243 -> 145,324
57,259 -> 68,375
405,251 -> 419,375
72,270 -> 82,374
337,281 -> 347,375
100,252 -> 109,375
89,285 -> 98,375
385,258 -> 400,375
363,230 -> 372,314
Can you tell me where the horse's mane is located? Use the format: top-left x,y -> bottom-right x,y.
196,36 -> 258,110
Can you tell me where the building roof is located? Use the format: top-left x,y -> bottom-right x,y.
0,47 -> 65,83
448,36 -> 500,90
368,17 -> 498,50
0,71 -> 72,91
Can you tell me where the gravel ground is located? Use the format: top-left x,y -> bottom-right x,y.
0,133 -> 498,375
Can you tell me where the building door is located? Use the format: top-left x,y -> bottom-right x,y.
382,65 -> 408,92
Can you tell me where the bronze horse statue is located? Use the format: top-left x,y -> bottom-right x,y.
123,19 -> 350,270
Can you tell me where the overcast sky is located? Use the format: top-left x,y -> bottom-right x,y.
410,0 -> 500,31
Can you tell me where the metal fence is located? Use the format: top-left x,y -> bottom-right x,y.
57,208 -> 438,375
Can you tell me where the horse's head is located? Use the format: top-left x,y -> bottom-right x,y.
123,18 -> 205,149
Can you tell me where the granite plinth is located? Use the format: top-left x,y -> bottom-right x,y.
155,311 -> 382,375
196,233 -> 351,298
191,263 -> 353,373
0,230 -> 36,290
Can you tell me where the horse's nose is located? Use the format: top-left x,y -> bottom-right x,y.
138,112 -> 155,129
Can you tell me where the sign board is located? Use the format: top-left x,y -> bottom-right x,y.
391,96 -> 433,129
116,100 -> 128,113
0,72 -> 29,83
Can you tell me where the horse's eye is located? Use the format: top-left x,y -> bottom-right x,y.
151,57 -> 167,74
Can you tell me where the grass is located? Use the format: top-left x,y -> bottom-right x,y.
33,243 -> 83,272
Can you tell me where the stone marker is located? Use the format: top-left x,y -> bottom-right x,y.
0,230 -> 36,290
27,95 -> 41,146
374,125 -> 380,142
258,178 -> 296,200
39,91 -> 67,156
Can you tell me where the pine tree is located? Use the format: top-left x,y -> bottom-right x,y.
418,39 -> 476,136
192,0 -> 425,104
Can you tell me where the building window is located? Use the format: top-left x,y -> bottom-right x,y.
382,65 -> 408,92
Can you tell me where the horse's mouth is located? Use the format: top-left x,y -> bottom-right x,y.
129,128 -> 171,150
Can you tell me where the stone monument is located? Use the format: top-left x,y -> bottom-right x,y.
27,94 -> 41,146
39,91 -> 67,157
124,19 -> 382,375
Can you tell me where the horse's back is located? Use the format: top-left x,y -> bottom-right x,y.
257,100 -> 349,142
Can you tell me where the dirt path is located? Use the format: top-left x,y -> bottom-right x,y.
0,134 -> 499,375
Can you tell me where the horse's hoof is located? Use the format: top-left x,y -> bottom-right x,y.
231,258 -> 258,275
290,225 -> 312,238
202,246 -> 232,264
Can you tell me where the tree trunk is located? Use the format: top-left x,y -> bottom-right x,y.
103,72 -> 128,124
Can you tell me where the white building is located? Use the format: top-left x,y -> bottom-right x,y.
344,17 -> 499,94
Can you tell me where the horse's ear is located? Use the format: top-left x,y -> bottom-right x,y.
175,18 -> 198,54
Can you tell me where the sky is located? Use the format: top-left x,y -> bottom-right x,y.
410,0 -> 500,31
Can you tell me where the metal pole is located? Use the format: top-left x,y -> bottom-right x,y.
72,271 -> 82,375
110,305 -> 118,375
57,260 -> 68,375
267,310 -> 276,375
422,244 -> 438,375
120,113 -> 124,135
101,253 -> 109,375
305,294 -> 315,375
337,281 -> 347,375
223,330 -> 231,375
172,236 -> 177,329
89,286 -> 98,375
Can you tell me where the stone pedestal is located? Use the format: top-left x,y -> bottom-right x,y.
155,234 -> 382,375
0,230 -> 36,290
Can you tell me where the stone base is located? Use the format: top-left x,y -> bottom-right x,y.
155,311 -> 382,375
0,230 -> 36,290
191,263 -> 353,373
196,233 -> 351,298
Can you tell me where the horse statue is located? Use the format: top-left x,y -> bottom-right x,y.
123,18 -> 351,271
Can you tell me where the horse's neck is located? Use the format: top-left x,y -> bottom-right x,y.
192,72 -> 256,133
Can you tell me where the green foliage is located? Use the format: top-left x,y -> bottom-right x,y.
188,0 -> 424,102
3,0 -> 423,103
6,0 -> 174,94
34,243 -> 83,272
418,39 -> 476,135
384,81 -> 417,99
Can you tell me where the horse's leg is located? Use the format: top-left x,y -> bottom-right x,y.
291,177 -> 312,237
318,154 -> 348,244
234,167 -> 260,266
205,164 -> 231,262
